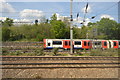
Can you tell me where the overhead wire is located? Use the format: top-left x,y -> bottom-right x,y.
90,2 -> 118,19
1,2 -> 118,23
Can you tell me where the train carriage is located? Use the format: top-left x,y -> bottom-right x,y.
43,39 -> 120,50
118,41 -> 120,49
92,40 -> 102,49
82,40 -> 92,49
43,39 -> 63,49
109,40 -> 119,49
73,40 -> 82,49
102,40 -> 109,49
63,40 -> 70,49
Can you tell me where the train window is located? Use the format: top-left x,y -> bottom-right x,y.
48,43 -> 50,46
65,41 -> 68,45
98,42 -> 101,45
119,42 -> 120,45
84,41 -> 87,46
88,42 -> 90,46
95,42 -> 97,45
94,41 -> 101,45
114,42 -> 116,46
69,41 -> 70,46
53,41 -> 62,45
75,41 -> 81,45
104,42 -> 107,46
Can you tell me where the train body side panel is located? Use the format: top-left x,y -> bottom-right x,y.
63,40 -> 70,49
102,41 -> 108,49
82,40 -> 92,49
52,40 -> 63,48
113,41 -> 118,48
43,39 -> 46,48
119,41 -> 120,48
73,40 -> 82,49
45,39 -> 53,49
102,40 -> 109,49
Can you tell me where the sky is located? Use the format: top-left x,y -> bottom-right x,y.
0,0 -> 119,27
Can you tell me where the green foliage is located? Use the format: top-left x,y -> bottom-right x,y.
50,13 -> 57,23
2,27 -> 11,41
53,48 -> 59,56
35,48 -> 45,56
2,18 -> 13,27
50,20 -> 67,39
1,17 -> 119,41
90,49 -> 118,56
50,13 -> 70,39
88,18 -> 119,40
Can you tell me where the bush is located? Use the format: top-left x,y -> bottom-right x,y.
90,49 -> 118,56
35,48 -> 45,56
53,48 -> 59,56
74,49 -> 82,55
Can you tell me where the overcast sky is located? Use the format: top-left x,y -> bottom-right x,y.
0,0 -> 119,26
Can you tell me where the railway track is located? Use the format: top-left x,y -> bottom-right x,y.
1,62 -> 120,69
1,56 -> 119,69
1,56 -> 119,61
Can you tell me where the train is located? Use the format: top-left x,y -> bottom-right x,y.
43,39 -> 120,50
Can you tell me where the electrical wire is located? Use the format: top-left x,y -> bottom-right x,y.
91,2 -> 118,19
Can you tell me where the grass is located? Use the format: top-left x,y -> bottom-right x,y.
89,49 -> 119,57
2,47 -> 119,57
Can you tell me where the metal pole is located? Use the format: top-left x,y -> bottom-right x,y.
70,0 -> 73,54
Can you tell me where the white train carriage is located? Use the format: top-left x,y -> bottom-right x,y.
73,40 -> 82,49
44,39 -> 63,49
43,39 -> 120,49
92,40 -> 110,49
92,40 -> 102,49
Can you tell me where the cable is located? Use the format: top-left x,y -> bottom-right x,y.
91,2 -> 118,19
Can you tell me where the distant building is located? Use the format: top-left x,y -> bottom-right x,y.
13,21 -> 33,26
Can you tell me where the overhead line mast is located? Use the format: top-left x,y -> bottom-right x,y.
70,0 -> 73,54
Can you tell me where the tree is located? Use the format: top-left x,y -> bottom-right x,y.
97,18 -> 118,39
87,18 -> 119,40
50,14 -> 69,39
2,18 -> 13,27
50,20 -> 67,39
2,27 -> 11,41
50,14 -> 57,23
117,23 -> 120,40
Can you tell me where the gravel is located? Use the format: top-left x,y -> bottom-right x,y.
2,68 -> 119,78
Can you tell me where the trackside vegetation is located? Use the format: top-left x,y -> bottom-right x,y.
2,46 -> 119,57
1,14 -> 120,42
1,14 -> 120,57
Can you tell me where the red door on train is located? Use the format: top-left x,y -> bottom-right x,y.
82,40 -> 92,49
102,40 -> 108,49
63,40 -> 70,49
113,41 -> 118,48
